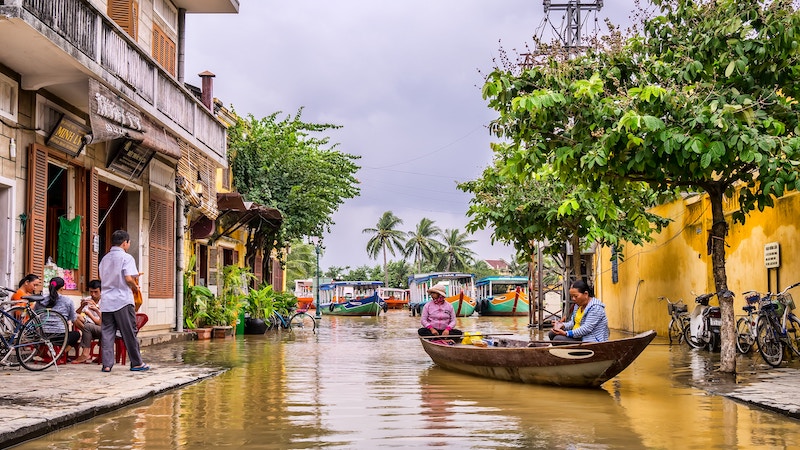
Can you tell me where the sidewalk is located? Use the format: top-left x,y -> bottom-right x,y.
713,367 -> 800,419
0,332 -> 225,448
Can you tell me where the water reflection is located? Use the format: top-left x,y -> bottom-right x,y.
17,311 -> 800,449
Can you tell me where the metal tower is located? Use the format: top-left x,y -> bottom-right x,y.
521,1 -> 604,67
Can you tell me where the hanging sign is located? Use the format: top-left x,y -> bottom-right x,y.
46,115 -> 89,156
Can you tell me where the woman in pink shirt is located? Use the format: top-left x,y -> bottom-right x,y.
417,283 -> 463,339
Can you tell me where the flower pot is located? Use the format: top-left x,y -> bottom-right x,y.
244,317 -> 268,335
212,325 -> 234,338
192,328 -> 212,340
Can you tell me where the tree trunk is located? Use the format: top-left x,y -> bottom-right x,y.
383,243 -> 389,286
707,188 -> 735,373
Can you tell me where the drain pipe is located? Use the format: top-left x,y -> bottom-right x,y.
631,279 -> 644,334
176,196 -> 185,332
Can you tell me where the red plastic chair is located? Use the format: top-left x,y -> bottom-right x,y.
115,313 -> 149,365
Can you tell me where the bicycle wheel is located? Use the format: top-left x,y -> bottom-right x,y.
16,310 -> 68,371
785,314 -> 800,357
289,312 -> 317,333
0,307 -> 28,366
736,317 -> 755,354
667,318 -> 680,344
683,323 -> 705,349
266,313 -> 281,331
756,315 -> 783,367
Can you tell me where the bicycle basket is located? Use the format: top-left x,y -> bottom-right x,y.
745,293 -> 760,305
780,293 -> 795,311
667,302 -> 687,315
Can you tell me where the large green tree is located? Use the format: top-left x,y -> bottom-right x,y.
460,161 -> 669,281
363,211 -> 407,285
227,109 -> 360,280
403,218 -> 443,273
482,0 -> 800,373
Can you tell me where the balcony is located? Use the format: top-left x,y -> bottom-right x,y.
0,0 -> 235,165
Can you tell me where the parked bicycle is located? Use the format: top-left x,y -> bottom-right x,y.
0,287 -> 69,371
755,282 -> 800,367
268,308 -> 317,333
660,296 -> 689,345
735,290 -> 762,354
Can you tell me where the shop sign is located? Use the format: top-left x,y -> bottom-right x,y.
46,115 -> 89,156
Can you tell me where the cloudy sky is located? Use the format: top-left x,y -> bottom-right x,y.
183,1 -> 637,270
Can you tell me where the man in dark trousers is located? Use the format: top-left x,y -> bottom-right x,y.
98,229 -> 149,372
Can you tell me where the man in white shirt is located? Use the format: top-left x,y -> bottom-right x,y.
98,230 -> 149,372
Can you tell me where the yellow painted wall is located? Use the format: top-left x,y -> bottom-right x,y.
597,190 -> 800,336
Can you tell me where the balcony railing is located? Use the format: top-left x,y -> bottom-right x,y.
3,0 -> 227,161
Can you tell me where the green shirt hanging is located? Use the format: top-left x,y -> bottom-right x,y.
57,216 -> 82,269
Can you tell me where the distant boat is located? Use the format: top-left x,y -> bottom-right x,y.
419,330 -> 657,388
294,278 -> 315,311
378,287 -> 409,309
408,272 -> 476,317
475,276 -> 530,316
319,280 -> 386,316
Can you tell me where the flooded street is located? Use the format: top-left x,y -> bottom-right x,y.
19,311 -> 800,449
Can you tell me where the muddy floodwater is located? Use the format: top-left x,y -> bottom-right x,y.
17,311 -> 800,449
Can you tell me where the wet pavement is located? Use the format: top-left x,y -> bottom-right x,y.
1,329 -> 799,448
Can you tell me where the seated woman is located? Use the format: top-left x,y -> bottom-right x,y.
11,273 -> 41,307
548,280 -> 609,343
35,277 -> 80,353
417,283 -> 462,339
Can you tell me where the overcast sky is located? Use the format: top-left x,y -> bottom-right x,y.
183,1 -> 637,270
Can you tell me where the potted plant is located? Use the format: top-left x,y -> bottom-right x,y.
210,265 -> 253,338
183,255 -> 214,339
244,284 -> 277,334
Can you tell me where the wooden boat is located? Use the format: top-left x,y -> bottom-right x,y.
319,280 -> 386,316
475,276 -> 530,316
293,278 -> 315,311
408,272 -> 476,317
419,330 -> 657,388
378,287 -> 409,309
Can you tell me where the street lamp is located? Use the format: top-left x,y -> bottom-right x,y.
309,236 -> 322,320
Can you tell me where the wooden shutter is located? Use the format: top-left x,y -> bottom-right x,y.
89,168 -> 99,281
108,0 -> 138,40
152,24 -> 176,76
149,196 -> 174,298
253,254 -> 263,285
26,145 -> 48,277
272,258 -> 284,291
208,246 -> 219,287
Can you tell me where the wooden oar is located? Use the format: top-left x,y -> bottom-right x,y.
418,333 -> 515,340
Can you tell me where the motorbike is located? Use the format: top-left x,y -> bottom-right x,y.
684,292 -> 722,351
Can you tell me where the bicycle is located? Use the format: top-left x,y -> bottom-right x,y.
0,289 -> 69,371
267,309 -> 317,333
735,291 -> 761,354
659,296 -> 689,345
755,281 -> 800,367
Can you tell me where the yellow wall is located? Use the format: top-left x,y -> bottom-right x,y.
597,190 -> 800,336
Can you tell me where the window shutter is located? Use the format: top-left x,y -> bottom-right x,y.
148,196 -> 174,298
26,145 -> 48,277
89,168 -> 99,281
108,0 -> 138,40
272,258 -> 284,291
152,24 -> 176,76
254,254 -> 263,285
208,247 -> 219,287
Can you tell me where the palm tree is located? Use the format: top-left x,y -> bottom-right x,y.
285,241 -> 316,288
437,228 -> 477,272
363,211 -> 407,285
403,218 -> 443,273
